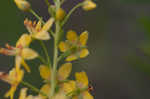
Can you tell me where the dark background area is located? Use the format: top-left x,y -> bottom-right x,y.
0,0 -> 150,99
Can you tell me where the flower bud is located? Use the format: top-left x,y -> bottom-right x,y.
82,0 -> 96,11
14,0 -> 30,11
56,8 -> 66,21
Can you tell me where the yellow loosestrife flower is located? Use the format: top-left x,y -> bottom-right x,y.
59,30 -> 89,61
0,34 -> 38,72
14,0 -> 30,11
82,0 -> 97,11
39,63 -> 72,97
24,18 -> 54,40
39,63 -> 72,82
74,71 -> 94,99
0,68 -> 24,99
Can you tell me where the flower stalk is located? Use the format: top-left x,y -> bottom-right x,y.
0,0 -> 97,98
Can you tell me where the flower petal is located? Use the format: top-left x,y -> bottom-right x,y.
16,34 -> 32,47
57,63 -> 72,80
80,48 -> 89,58
66,30 -> 78,42
59,42 -> 68,52
42,18 -> 54,31
33,31 -> 50,40
75,72 -> 88,88
79,31 -> 88,46
39,84 -> 51,99
19,88 -> 28,99
62,80 -> 76,95
5,86 -> 16,99
21,48 -> 38,60
82,91 -> 94,99
39,65 -> 51,80
21,59 -> 31,73
35,21 -> 42,31
66,54 -> 78,61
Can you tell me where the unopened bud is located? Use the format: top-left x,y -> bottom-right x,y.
14,0 -> 30,11
82,0 -> 96,11
56,8 -> 66,21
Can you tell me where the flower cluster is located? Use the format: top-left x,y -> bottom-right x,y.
0,0 -> 96,99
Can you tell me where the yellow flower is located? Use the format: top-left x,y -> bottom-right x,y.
59,30 -> 89,61
39,63 -> 72,81
56,8 -> 66,21
0,34 -> 38,72
62,72 -> 94,99
14,0 -> 30,11
24,18 -> 54,40
39,63 -> 72,98
74,71 -> 94,99
82,0 -> 96,11
0,68 -> 24,99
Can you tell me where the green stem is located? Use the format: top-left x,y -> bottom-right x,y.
57,50 -> 71,62
61,2 -> 84,26
38,55 -> 47,65
21,81 -> 48,97
29,9 -> 44,24
49,21 -> 60,99
39,40 -> 52,67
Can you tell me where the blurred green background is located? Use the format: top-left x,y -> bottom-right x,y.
1,0 -> 150,99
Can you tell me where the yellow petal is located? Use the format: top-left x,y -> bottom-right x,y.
16,68 -> 24,83
5,86 -> 16,99
33,31 -> 50,40
16,34 -> 32,47
21,48 -> 38,60
35,21 -> 42,31
66,30 -> 78,42
39,65 -> 51,80
62,80 -> 76,95
21,59 -> 31,73
57,63 -> 72,80
42,18 -> 54,31
82,91 -> 94,99
80,48 -> 89,58
79,31 -> 88,46
56,8 -> 66,21
82,0 -> 96,11
66,55 -> 78,61
59,42 -> 68,52
40,84 -> 51,99
19,88 -> 28,99
9,68 -> 24,84
5,69 -> 24,99
75,72 -> 88,88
